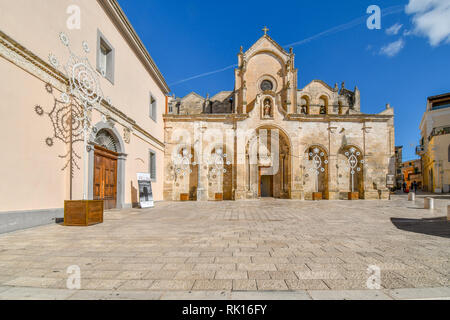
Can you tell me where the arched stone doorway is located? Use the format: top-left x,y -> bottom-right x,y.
88,122 -> 126,209
245,126 -> 291,199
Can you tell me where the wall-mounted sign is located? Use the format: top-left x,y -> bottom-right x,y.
137,173 -> 154,208
386,174 -> 395,187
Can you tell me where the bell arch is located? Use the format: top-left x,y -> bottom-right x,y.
299,95 -> 310,114
318,95 -> 329,115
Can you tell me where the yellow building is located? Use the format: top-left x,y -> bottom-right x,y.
417,93 -> 450,193
401,160 -> 422,190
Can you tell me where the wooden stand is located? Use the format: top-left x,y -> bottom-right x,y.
312,192 -> 323,201
180,193 -> 189,201
348,192 -> 359,200
215,193 -> 223,201
64,200 -> 103,226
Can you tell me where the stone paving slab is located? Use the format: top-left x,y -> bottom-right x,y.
308,289 -> 393,300
0,287 -> 75,300
387,287 -> 450,300
1,286 -> 450,300
0,197 -> 448,296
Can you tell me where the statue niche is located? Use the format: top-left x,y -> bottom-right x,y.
263,98 -> 273,119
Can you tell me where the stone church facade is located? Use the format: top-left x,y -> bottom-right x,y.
164,33 -> 395,201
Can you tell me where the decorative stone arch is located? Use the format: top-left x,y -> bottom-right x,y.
244,125 -> 292,199
172,144 -> 198,201
88,121 -> 127,209
302,143 -> 329,156
206,144 -> 232,200
246,49 -> 287,69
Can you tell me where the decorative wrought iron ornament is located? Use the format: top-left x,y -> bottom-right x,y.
35,32 -> 114,200
209,147 -> 230,175
342,147 -> 365,193
35,84 -> 84,178
166,148 -> 194,182
308,147 -> 328,193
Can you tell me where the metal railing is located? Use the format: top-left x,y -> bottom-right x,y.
429,126 -> 450,141
416,145 -> 425,155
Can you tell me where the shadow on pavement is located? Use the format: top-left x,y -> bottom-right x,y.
391,217 -> 450,239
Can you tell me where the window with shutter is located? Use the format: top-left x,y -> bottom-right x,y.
150,94 -> 157,122
96,30 -> 115,83
149,150 -> 156,181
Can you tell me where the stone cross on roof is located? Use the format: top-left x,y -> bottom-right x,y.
262,26 -> 269,35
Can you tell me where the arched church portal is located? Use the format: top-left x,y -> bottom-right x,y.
246,126 -> 291,199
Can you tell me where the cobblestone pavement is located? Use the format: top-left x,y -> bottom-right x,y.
0,196 -> 448,297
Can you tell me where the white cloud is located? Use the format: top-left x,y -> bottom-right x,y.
386,23 -> 403,35
405,0 -> 450,46
380,39 -> 406,57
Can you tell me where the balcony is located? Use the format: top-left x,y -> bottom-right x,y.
428,126 -> 450,141
416,145 -> 425,155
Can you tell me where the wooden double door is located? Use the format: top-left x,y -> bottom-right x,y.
93,146 -> 118,210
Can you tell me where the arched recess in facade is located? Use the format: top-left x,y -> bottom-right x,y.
245,125 -> 292,199
206,144 -> 233,200
303,145 -> 329,199
337,145 -> 365,199
167,144 -> 198,201
88,121 -> 127,209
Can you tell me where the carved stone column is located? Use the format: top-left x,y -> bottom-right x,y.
234,125 -> 247,200
290,129 -> 303,199
242,82 -> 247,112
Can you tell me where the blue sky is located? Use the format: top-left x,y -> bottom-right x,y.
118,0 -> 450,161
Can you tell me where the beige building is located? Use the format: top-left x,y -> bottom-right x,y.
164,33 -> 396,201
417,93 -> 450,193
0,0 -> 169,232
395,146 -> 404,189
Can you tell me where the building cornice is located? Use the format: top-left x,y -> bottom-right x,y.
97,0 -> 170,94
163,113 -> 393,123
164,114 -> 249,122
287,114 -> 393,122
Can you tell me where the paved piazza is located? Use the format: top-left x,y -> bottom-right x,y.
0,196 -> 449,299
